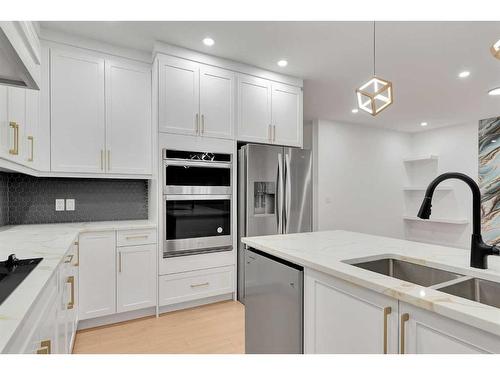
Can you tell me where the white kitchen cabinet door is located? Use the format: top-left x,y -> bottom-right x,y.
117,244 -> 156,313
35,295 -> 58,354
237,74 -> 272,144
0,85 -> 8,159
78,231 -> 116,320
105,59 -> 152,175
23,89 -> 38,167
271,82 -> 302,147
304,268 -> 399,354
199,65 -> 234,139
158,55 -> 199,136
50,48 -> 105,173
399,302 -> 500,354
5,87 -> 26,163
65,244 -> 79,353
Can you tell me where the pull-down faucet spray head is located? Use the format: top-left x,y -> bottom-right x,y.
417,196 -> 432,220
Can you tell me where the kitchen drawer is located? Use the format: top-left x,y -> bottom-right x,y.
117,228 -> 157,247
159,266 -> 234,306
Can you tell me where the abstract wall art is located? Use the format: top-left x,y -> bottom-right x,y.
479,116 -> 500,246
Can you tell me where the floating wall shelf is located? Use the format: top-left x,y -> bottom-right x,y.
403,154 -> 439,163
403,215 -> 469,225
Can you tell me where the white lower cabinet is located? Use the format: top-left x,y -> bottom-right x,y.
117,244 -> 156,313
399,302 -> 500,354
304,268 -> 398,354
159,266 -> 234,306
79,231 -> 117,320
305,268 -> 500,354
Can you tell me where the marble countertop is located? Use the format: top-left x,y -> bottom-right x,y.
0,220 -> 156,352
242,230 -> 500,336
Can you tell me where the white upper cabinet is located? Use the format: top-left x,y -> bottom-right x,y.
237,74 -> 272,144
23,89 -> 39,168
159,55 -> 199,136
50,48 -> 105,173
199,65 -> 235,139
271,82 -> 302,147
105,59 -> 152,174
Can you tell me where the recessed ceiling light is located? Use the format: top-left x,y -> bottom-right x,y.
492,140 -> 497,143
488,87 -> 500,96
203,37 -> 214,47
277,60 -> 288,67
458,71 -> 470,78
351,108 -> 359,114
420,122 -> 428,127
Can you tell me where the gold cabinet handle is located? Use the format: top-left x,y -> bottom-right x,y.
400,313 -> 409,354
107,150 -> 111,170
74,241 -> 79,267
273,125 -> 276,142
67,276 -> 75,309
118,251 -> 122,273
125,235 -> 149,240
37,339 -> 51,354
201,114 -> 205,134
195,113 -> 199,134
64,254 -> 74,264
9,122 -> 19,155
100,150 -> 104,170
383,306 -> 392,354
27,135 -> 34,161
190,282 -> 209,288
268,124 -> 272,141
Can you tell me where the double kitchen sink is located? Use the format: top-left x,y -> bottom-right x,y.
345,257 -> 500,309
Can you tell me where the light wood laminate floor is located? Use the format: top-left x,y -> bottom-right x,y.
73,301 -> 245,354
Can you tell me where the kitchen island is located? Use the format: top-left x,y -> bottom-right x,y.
242,230 -> 500,354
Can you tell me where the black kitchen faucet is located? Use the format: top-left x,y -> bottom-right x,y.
417,172 -> 500,269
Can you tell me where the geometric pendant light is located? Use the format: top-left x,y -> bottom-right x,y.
491,39 -> 500,60
356,21 -> 394,116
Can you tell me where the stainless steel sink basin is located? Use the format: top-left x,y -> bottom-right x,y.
351,258 -> 465,287
437,277 -> 500,309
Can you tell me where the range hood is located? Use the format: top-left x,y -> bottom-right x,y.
0,22 -> 40,90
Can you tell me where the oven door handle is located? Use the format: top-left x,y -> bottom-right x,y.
165,194 -> 231,201
164,159 -> 231,169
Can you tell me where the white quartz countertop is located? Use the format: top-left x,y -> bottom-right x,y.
0,220 -> 156,352
242,230 -> 500,336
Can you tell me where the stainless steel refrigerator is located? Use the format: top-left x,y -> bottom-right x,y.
237,144 -> 312,303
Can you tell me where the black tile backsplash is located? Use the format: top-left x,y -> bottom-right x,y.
0,172 -> 148,226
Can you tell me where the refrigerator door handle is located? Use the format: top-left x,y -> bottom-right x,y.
276,153 -> 284,233
284,152 -> 292,234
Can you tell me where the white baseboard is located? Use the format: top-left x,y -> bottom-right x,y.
158,293 -> 234,314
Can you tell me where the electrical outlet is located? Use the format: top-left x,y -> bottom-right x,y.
55,199 -> 65,211
66,199 -> 75,211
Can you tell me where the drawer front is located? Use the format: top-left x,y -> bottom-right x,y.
159,266 -> 234,306
117,228 -> 157,247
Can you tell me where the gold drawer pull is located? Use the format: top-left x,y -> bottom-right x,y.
400,313 -> 409,354
100,150 -> 104,170
67,276 -> 75,309
37,339 -> 51,354
383,306 -> 392,354
125,235 -> 149,240
64,254 -> 74,264
27,135 -> 34,161
9,122 -> 19,155
74,241 -> 79,267
190,282 -> 209,288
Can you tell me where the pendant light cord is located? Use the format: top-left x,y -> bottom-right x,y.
373,21 -> 376,76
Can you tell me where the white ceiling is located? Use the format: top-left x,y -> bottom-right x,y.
40,21 -> 500,132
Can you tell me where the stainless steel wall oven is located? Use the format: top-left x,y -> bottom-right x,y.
163,149 -> 233,257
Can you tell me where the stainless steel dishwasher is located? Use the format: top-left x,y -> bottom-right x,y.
244,248 -> 303,354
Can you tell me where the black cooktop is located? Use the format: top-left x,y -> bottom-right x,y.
0,254 -> 43,305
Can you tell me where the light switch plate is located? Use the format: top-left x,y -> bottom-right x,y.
55,199 -> 65,211
66,199 -> 75,211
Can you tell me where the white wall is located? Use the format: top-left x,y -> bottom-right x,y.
312,119 -> 412,239
408,122 -> 478,249
312,119 -> 478,249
